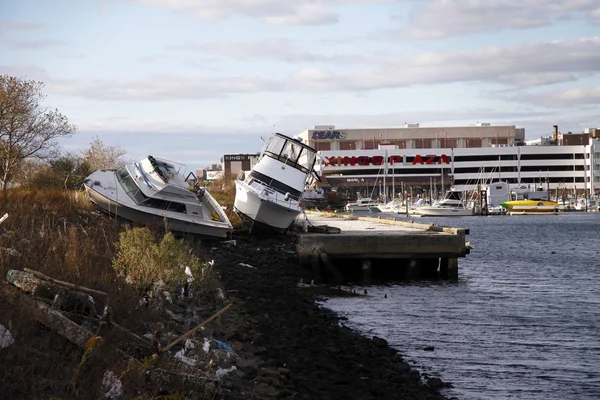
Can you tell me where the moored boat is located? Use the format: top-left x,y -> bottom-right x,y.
344,194 -> 380,212
234,133 -> 318,232
499,199 -> 559,213
414,189 -> 473,217
84,155 -> 233,238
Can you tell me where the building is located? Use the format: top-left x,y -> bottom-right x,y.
295,124 -> 599,199
222,153 -> 260,177
297,123 -> 525,151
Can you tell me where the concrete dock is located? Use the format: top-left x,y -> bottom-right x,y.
294,212 -> 470,282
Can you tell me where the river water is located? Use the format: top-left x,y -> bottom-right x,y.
323,212 -> 600,400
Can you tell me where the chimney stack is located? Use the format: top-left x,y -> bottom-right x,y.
553,125 -> 559,145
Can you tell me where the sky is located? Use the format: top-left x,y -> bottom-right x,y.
1,0 -> 600,171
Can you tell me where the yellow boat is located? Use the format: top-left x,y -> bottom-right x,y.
499,199 -> 559,213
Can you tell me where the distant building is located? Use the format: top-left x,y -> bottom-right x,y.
293,124 -> 600,197
222,153 -> 260,177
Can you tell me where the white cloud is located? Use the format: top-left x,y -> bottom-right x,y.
590,8 -> 600,20
25,36 -> 600,100
520,86 -> 600,108
399,0 -> 598,39
171,39 -> 371,64
129,0 -> 392,25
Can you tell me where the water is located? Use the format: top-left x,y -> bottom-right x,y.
323,212 -> 600,399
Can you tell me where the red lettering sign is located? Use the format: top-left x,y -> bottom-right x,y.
323,154 -> 449,167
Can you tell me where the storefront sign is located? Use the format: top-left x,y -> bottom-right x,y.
224,154 -> 255,161
323,154 -> 450,167
312,130 -> 346,140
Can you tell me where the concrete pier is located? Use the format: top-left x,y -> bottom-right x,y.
295,212 -> 470,282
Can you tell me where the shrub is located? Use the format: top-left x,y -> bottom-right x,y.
112,228 -> 206,295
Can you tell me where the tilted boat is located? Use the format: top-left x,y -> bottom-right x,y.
84,155 -> 233,238
499,199 -> 559,213
234,133 -> 318,232
414,189 -> 473,217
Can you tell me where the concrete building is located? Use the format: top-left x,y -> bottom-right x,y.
222,153 -> 259,177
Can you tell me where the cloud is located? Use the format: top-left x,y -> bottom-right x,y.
1,39 -> 64,49
590,8 -> 600,20
171,39 -> 371,64
397,0 -> 598,39
35,36 -> 600,100
129,0 -> 392,25
47,74 -> 279,100
519,86 -> 600,108
0,21 -> 44,31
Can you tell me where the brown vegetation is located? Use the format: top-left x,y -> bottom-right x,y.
0,188 -> 222,399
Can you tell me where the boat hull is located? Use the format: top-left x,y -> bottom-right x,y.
414,207 -> 473,217
234,180 -> 301,231
500,200 -> 559,213
84,184 -> 232,238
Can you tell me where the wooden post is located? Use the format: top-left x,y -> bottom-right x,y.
405,258 -> 419,279
440,258 -> 458,280
362,259 -> 372,283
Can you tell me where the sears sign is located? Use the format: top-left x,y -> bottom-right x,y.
311,130 -> 346,140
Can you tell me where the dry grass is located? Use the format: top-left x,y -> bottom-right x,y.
0,187 -> 221,398
204,175 -> 244,229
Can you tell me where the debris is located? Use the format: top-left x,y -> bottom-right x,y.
215,365 -> 237,380
223,240 -> 237,246
101,371 -> 123,399
0,248 -> 21,257
215,340 -> 238,358
0,324 -> 14,348
238,263 -> 255,269
161,303 -> 233,354
0,213 -> 8,225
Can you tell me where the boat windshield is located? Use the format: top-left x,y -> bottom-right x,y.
117,167 -> 146,204
264,135 -> 316,173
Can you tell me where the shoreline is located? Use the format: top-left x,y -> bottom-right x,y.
206,234 -> 450,399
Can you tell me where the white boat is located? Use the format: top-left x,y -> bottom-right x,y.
84,155 -> 233,238
344,193 -> 380,212
374,197 -> 404,213
414,189 -> 473,217
234,133 -> 318,232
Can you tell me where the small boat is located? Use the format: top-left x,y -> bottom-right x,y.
414,189 -> 473,217
499,199 -> 559,213
234,133 -> 318,232
344,194 -> 380,212
84,155 -> 233,238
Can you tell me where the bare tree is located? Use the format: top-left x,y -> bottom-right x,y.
80,136 -> 127,172
0,75 -> 76,190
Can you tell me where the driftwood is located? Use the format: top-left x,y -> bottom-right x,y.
0,282 -> 206,388
24,268 -> 108,297
161,303 -> 232,353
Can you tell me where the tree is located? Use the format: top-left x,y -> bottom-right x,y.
0,75 -> 76,189
80,136 -> 127,171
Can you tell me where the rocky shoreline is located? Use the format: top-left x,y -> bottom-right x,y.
204,234 -> 451,400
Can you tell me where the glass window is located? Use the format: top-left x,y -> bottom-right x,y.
117,167 -> 146,204
297,148 -> 316,171
265,135 -> 287,157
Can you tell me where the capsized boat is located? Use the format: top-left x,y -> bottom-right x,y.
234,133 -> 318,232
84,155 -> 233,238
414,189 -> 473,217
499,199 -> 559,213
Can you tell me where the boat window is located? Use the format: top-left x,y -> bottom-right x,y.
141,197 -> 187,213
265,135 -> 287,157
116,167 -> 146,204
297,147 -> 316,172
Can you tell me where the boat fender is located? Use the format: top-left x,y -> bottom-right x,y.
285,192 -> 290,201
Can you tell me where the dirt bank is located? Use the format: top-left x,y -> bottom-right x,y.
205,233 -> 450,400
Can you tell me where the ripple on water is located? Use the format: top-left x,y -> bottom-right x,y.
323,213 -> 600,400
